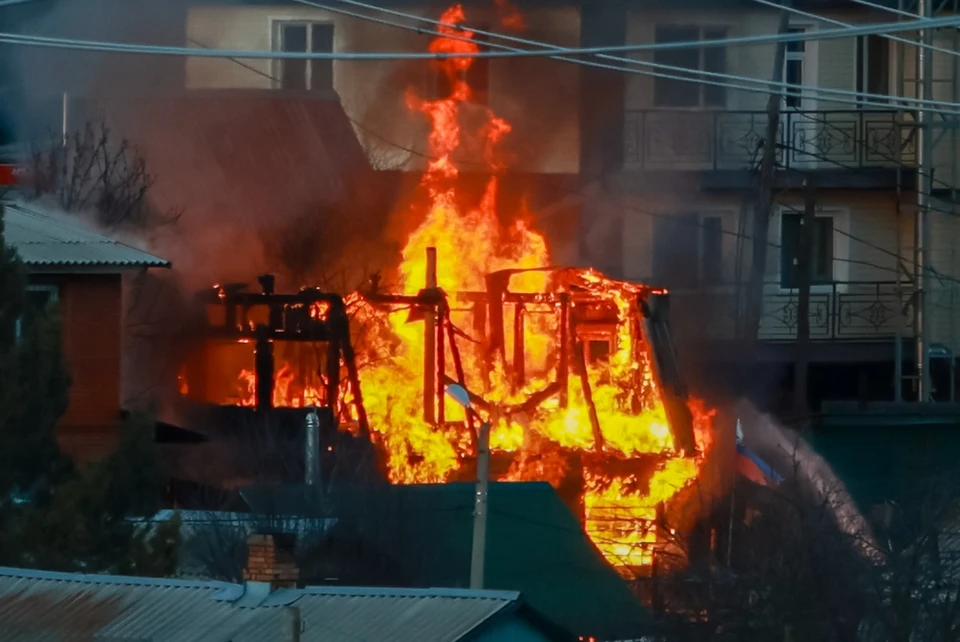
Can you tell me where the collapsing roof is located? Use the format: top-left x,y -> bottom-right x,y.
0,566 -> 562,642
1,200 -> 169,269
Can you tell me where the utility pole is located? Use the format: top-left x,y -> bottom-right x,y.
916,0 -> 934,401
794,177 -> 817,416
744,6 -> 792,357
470,419 -> 490,589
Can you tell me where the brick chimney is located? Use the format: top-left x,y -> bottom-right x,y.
243,533 -> 300,589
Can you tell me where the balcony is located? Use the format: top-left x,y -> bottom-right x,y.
669,281 -> 914,343
623,110 -> 917,174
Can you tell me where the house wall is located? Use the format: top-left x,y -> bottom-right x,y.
622,9 -> 957,181
613,188 -> 932,346
31,273 -> 124,462
184,3 -> 581,173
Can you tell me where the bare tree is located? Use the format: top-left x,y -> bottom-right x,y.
642,458 -> 960,642
24,117 -> 182,230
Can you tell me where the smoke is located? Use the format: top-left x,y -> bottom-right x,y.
735,399 -> 883,562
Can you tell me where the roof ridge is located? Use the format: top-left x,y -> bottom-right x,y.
296,586 -> 521,601
0,565 -> 237,591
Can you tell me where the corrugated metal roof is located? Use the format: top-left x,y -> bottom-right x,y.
1,200 -> 170,269
0,567 -> 526,642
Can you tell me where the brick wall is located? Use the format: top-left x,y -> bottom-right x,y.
244,534 -> 300,589
31,273 -> 124,462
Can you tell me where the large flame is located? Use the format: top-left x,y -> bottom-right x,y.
207,2 -> 715,574
352,4 -> 713,572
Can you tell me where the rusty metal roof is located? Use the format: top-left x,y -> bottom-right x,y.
0,566 -> 535,642
1,200 -> 170,269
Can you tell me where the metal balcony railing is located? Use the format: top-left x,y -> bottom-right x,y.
623,109 -> 917,171
668,281 -> 914,342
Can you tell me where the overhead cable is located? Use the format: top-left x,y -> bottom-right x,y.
304,0 -> 960,114
752,0 -> 960,60
2,12 -> 960,60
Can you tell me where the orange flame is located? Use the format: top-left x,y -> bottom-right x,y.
202,2 -> 714,573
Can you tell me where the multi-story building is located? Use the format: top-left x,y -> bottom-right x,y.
1,0 -> 957,413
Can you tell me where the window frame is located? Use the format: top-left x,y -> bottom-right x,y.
270,18 -> 336,92
854,33 -> 892,107
14,284 -> 59,341
651,24 -> 731,110
650,210 -> 734,289
775,206 -> 850,294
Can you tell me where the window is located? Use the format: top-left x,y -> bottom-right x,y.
856,34 -> 890,105
653,26 -> 728,108
275,21 -> 334,91
701,216 -> 723,285
652,213 -> 700,288
652,214 -> 728,288
14,285 -> 58,340
784,27 -> 807,109
779,213 -> 834,288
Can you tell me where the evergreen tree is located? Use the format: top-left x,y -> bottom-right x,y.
0,202 -> 72,505
0,203 -> 179,575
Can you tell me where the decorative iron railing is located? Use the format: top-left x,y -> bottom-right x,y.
623,109 -> 917,171
668,281 -> 914,342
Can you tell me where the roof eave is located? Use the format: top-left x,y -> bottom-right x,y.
25,262 -> 171,274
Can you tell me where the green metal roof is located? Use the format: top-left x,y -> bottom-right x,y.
2,200 -> 170,269
241,482 -> 653,640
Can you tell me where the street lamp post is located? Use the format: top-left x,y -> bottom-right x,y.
445,383 -> 490,590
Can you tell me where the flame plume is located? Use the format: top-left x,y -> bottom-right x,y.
210,2 -> 715,573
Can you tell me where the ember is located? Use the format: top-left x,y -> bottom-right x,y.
188,1 -> 716,574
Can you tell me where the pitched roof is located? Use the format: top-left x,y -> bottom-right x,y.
240,482 -> 654,640
0,566 -> 544,642
1,199 -> 170,269
72,91 -> 373,220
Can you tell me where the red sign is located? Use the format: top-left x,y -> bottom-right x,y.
0,165 -> 23,186
0,165 -> 16,186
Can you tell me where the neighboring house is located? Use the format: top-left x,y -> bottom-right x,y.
0,566 -> 571,641
183,1 -> 581,174
566,0 -> 960,409
2,0 -> 951,409
1,199 -> 170,461
150,481 -> 655,641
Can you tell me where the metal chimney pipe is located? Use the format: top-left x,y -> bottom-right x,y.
304,409 -> 320,486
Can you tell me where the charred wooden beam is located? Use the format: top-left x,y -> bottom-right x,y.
558,294 -> 570,408
254,324 -> 274,411
513,304 -> 525,391
436,298 -> 446,426
510,381 -> 561,416
640,293 -> 697,455
424,248 -> 438,425
484,271 -> 510,365
326,336 -> 341,412
574,339 -> 605,454
446,309 -> 477,452
332,299 -> 370,440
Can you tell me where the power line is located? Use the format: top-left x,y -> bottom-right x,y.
752,0 -> 960,61
2,12 -> 960,61
316,0 -> 960,113
0,4 -> 955,113
849,0 -> 920,18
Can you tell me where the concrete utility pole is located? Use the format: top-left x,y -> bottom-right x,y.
470,419 -> 490,589
744,6 -> 792,356
916,0 -> 934,401
794,177 -> 817,416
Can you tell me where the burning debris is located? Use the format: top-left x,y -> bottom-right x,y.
179,2 -> 717,575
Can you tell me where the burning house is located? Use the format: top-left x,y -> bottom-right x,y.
169,3 -> 722,579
